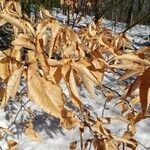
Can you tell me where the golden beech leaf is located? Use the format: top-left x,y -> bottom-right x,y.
92,59 -> 103,70
0,18 -> 6,26
9,46 -> 22,73
109,63 -> 142,70
116,53 -> 150,66
79,58 -> 91,67
7,66 -> 23,98
1,66 -> 23,107
69,70 -> 82,108
92,120 -> 110,136
136,46 -> 150,55
13,26 -> 19,37
93,138 -> 106,150
61,109 -> 80,129
101,33 -> 112,48
11,35 -> 35,50
72,62 -> 98,84
82,74 -> 95,97
105,91 -> 115,102
11,46 -> 21,62
139,68 -> 150,114
40,77 -> 64,110
44,9 -> 54,18
104,139 -> 118,150
48,23 -> 60,57
0,60 -> 10,80
91,71 -> 104,83
27,50 -> 36,63
125,76 -> 141,98
13,1 -> 22,16
122,125 -> 136,140
95,138 -> 118,150
47,66 -> 58,83
63,44 -> 79,58
69,70 -> 80,99
70,30 -> 81,44
98,36 -> 115,55
121,125 -> 137,149
73,71 -> 82,85
88,23 -> 97,37
112,135 -> 137,148
76,44 -> 85,58
7,140 -> 18,150
118,69 -> 141,81
0,13 -> 25,32
27,65 -> 63,118
61,64 -> 70,78
0,50 -> 11,79
25,21 -> 35,35
4,1 -> 20,17
69,141 -> 77,150
48,66 -> 62,84
48,59 -> 61,66
130,96 -> 140,106
61,64 -> 82,108
36,35 -> 49,75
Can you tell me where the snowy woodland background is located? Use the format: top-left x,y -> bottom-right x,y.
0,0 -> 150,150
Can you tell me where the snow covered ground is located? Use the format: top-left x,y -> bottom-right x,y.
0,9 -> 150,150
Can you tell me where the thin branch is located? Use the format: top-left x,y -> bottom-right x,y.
122,13 -> 150,34
101,84 -> 134,110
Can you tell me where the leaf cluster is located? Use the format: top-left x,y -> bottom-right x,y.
0,0 -> 150,149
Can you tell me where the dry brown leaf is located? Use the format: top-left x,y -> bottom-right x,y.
104,139 -> 118,150
110,63 -> 141,70
1,66 -> 23,107
116,53 -> 150,66
0,52 -> 10,80
0,18 -> 6,26
93,138 -> 106,150
118,69 -> 142,81
36,35 -> 49,75
82,74 -> 95,97
11,35 -> 35,50
70,141 -> 77,150
130,96 -> 140,106
72,62 -> 98,84
113,135 -> 137,148
7,140 -> 18,150
139,68 -> 150,114
61,109 -> 79,129
27,65 -> 63,118
122,125 -> 136,140
91,71 -> 104,83
0,13 -> 25,32
48,59 -> 61,66
92,120 -> 109,136
125,76 -> 141,98
88,23 -> 97,37
69,70 -> 82,108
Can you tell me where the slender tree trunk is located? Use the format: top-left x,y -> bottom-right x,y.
67,5 -> 70,25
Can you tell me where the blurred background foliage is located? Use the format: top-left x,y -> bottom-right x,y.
18,0 -> 150,25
